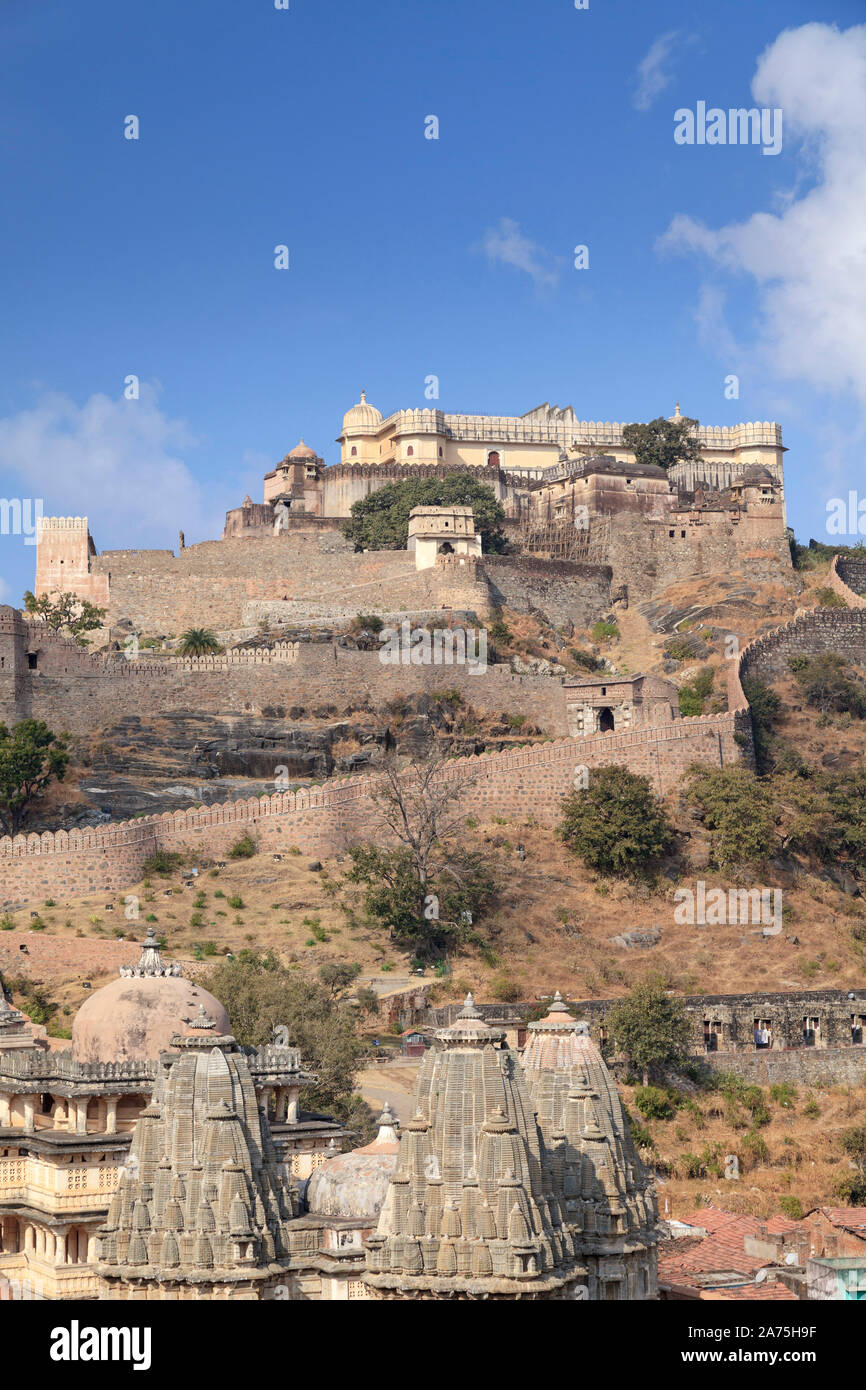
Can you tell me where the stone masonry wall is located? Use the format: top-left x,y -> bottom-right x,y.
608,516 -> 794,604
3,637 -> 572,737
483,555 -> 611,627
0,713 -> 749,906
830,554 -> 866,608
702,1048 -> 866,1086
735,607 -> 866,697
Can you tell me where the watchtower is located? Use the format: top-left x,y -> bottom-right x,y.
407,505 -> 482,571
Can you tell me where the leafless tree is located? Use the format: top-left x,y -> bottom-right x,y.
369,746 -> 475,889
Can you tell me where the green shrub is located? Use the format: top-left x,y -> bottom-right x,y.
680,1152 -> 705,1179
229,832 -> 256,860
779,1195 -> 804,1219
815,586 -> 847,608
569,648 -> 601,671
491,975 -> 522,1003
352,613 -> 384,633
665,639 -> 695,662
591,620 -> 619,642
142,850 -> 184,877
558,765 -> 673,877
740,1128 -> 769,1167
227,895 -> 245,910
678,686 -> 703,717
769,1082 -> 798,1108
633,1085 -> 675,1121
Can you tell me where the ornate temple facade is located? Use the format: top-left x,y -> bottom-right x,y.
364,994 -> 657,1300
0,964 -> 658,1300
0,932 -> 344,1300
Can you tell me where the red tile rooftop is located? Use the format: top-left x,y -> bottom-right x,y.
821,1207 -> 866,1233
659,1207 -> 804,1288
710,1284 -> 798,1301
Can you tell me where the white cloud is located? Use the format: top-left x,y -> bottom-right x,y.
477,218 -> 560,290
657,22 -> 866,407
633,31 -> 685,112
0,385 -> 226,547
693,284 -> 742,363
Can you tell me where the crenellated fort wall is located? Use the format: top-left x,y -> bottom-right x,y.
0,712 -> 750,905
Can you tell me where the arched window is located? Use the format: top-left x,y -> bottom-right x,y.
487,450 -> 500,468
438,446 -> 443,457
598,707 -> 615,733
350,446 -> 357,457
407,446 -> 414,456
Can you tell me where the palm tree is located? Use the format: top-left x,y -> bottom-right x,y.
177,628 -> 222,656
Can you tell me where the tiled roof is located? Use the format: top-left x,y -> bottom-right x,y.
659,1207 -> 802,1288
820,1207 -> 866,1235
712,1283 -> 798,1301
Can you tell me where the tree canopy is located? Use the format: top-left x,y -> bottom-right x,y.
342,473 -> 507,552
621,416 -> 702,472
557,764 -> 673,877
606,975 -> 693,1085
0,720 -> 70,837
684,765 -> 777,869
22,590 -> 106,646
205,950 -> 375,1138
177,628 -> 223,656
342,751 -> 498,960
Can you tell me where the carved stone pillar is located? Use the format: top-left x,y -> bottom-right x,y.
75,1099 -> 88,1134
105,1096 -> 119,1134
287,1088 -> 300,1124
56,1228 -> 68,1264
22,1095 -> 35,1132
0,1093 -> 11,1127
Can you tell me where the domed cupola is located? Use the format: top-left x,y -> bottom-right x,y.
341,389 -> 383,436
305,1103 -> 400,1220
71,929 -> 230,1063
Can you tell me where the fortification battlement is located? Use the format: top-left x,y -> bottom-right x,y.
326,460 -> 490,480
35,516 -> 90,531
729,600 -> 866,709
2,610 -> 300,675
830,554 -> 866,609
380,410 -> 782,449
0,711 -> 748,863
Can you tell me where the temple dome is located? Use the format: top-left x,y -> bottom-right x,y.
305,1104 -> 399,1219
71,930 -> 230,1063
341,390 -> 382,434
288,438 -> 317,459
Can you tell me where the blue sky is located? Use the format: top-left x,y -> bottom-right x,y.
1,0 -> 865,601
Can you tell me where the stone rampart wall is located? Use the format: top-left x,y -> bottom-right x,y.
0,713 -> 747,905
830,555 -> 866,608
702,1048 -> 866,1086
735,607 -> 866,698
608,518 -> 794,604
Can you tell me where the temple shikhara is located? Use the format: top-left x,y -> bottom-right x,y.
0,955 -> 657,1300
